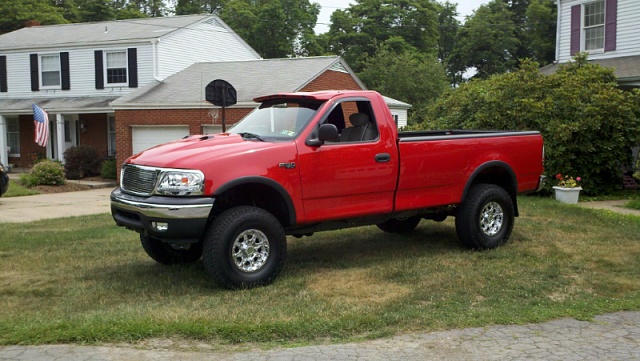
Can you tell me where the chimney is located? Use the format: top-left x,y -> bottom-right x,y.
25,20 -> 41,27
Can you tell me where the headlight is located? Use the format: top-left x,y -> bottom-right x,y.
155,170 -> 205,196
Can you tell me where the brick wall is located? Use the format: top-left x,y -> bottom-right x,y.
300,70 -> 364,92
15,115 -> 44,167
79,113 -> 109,158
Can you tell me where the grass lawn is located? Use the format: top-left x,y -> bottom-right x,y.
3,180 -> 39,197
0,196 -> 639,348
627,198 -> 640,210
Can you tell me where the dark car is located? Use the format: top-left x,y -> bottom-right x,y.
0,162 -> 8,197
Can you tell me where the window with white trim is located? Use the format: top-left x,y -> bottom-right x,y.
40,54 -> 61,87
584,0 -> 605,51
6,117 -> 20,155
108,115 -> 116,156
105,50 -> 127,85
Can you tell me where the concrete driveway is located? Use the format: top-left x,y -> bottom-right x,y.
0,187 -> 114,223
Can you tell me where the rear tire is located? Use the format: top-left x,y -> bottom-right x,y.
202,206 -> 287,289
455,184 -> 514,249
376,216 -> 421,233
140,235 -> 203,265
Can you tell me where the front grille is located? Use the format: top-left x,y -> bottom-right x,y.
121,164 -> 159,196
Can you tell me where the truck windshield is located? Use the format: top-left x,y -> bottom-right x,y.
229,100 -> 323,141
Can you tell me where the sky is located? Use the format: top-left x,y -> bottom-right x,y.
314,0 -> 491,34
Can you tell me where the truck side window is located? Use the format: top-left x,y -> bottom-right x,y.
339,100 -> 379,142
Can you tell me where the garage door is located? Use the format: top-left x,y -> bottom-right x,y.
132,126 -> 189,154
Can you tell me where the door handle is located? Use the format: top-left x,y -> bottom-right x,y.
375,153 -> 391,163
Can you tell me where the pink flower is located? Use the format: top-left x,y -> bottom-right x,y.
576,177 -> 581,182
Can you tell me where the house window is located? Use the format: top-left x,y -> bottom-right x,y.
40,54 -> 61,87
105,51 -> 127,85
108,115 -> 116,156
6,117 -> 19,155
584,0 -> 605,51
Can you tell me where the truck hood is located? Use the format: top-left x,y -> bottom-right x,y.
126,134 -> 285,169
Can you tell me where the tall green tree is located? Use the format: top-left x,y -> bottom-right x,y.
358,43 -> 448,125
324,0 -> 439,72
435,1 -> 463,86
174,0 -> 225,15
525,0 -> 556,64
0,0 -> 68,34
220,0 -> 320,58
453,0 -> 520,79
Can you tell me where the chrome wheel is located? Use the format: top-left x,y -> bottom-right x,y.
479,201 -> 504,236
232,229 -> 270,272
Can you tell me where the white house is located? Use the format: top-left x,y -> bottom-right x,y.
541,0 -> 640,88
0,15 -> 261,167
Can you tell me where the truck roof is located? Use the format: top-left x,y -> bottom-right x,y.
253,90 -> 380,103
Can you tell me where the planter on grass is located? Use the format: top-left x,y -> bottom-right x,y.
553,186 -> 582,204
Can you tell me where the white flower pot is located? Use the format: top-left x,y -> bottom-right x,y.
553,186 -> 582,204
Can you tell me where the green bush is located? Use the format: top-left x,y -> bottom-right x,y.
63,146 -> 101,179
100,158 -> 117,180
20,160 -> 65,187
415,54 -> 640,195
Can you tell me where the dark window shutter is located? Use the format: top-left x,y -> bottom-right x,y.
60,52 -> 70,90
0,56 -> 7,92
94,50 -> 104,89
605,0 -> 617,52
30,54 -> 39,91
127,48 -> 138,88
570,5 -> 581,56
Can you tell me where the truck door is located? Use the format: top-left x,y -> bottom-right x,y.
297,98 -> 398,222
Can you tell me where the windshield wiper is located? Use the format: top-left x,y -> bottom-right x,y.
238,132 -> 265,141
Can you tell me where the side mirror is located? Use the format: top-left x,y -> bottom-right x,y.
306,124 -> 339,146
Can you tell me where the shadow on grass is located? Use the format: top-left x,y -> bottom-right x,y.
81,220 -> 468,293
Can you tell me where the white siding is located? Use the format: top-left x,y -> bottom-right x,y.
157,19 -> 260,80
389,108 -> 408,129
557,0 -> 640,62
0,43 -> 154,99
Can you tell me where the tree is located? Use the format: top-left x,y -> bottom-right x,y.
220,0 -> 320,58
358,43 -> 448,126
435,1 -> 464,86
416,55 -> 640,195
0,0 -> 68,34
324,0 -> 439,72
453,0 -> 520,79
525,0 -> 556,65
174,0 -> 224,15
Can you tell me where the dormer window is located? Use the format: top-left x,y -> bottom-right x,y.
40,54 -> 61,88
105,50 -> 127,85
584,0 -> 605,51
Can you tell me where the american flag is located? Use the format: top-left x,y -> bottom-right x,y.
33,103 -> 49,147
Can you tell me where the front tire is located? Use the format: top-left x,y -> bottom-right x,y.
376,216 -> 421,233
140,235 -> 203,265
455,184 -> 514,249
202,206 -> 287,289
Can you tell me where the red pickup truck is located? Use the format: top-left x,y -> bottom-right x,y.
111,90 -> 544,289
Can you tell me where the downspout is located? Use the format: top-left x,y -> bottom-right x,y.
152,39 -> 161,81
555,0 -> 562,62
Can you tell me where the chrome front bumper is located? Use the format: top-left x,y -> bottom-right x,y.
110,188 -> 214,242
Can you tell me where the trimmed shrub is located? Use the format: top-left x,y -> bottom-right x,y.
20,160 -> 65,187
415,54 -> 640,195
100,158 -> 117,180
63,146 -> 101,179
